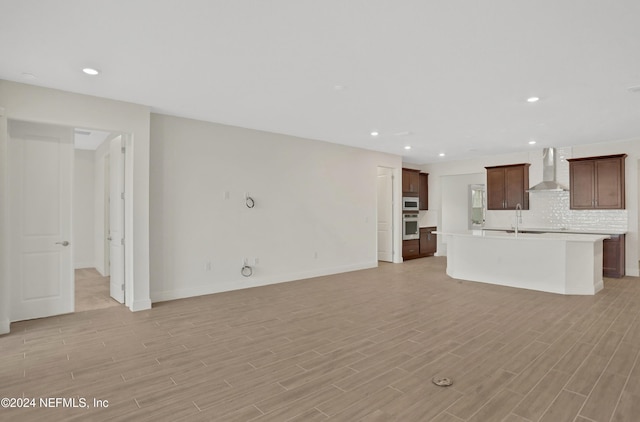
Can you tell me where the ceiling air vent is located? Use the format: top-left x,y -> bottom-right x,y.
627,85 -> 640,93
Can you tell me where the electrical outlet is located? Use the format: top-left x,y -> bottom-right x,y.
254,257 -> 259,265
223,191 -> 230,200
205,261 -> 212,271
314,251 -> 318,259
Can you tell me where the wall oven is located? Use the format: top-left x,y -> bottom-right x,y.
403,213 -> 419,240
402,196 -> 419,212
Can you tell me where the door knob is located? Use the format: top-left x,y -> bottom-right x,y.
55,241 -> 70,247
107,236 -> 112,241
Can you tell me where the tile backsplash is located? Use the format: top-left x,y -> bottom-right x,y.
486,191 -> 628,232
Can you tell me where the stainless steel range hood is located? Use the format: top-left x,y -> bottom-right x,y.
527,148 -> 569,192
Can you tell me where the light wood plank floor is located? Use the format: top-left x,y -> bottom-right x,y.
2,257 -> 639,421
75,268 -> 121,313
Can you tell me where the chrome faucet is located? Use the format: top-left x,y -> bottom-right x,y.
514,203 -> 523,235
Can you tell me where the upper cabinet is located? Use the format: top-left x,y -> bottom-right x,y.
402,168 -> 420,196
419,173 -> 429,210
485,163 -> 530,210
402,168 -> 429,209
567,154 -> 626,210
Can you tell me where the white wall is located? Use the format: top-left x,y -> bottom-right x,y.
149,113 -> 402,302
73,150 -> 95,268
423,139 -> 640,276
0,80 -> 151,329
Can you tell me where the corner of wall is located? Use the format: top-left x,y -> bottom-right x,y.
0,318 -> 9,335
130,298 -> 152,312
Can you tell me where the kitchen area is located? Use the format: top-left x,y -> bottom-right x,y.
402,142 -> 639,294
401,168 -> 437,260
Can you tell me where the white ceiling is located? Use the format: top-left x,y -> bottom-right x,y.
1,0 -> 639,163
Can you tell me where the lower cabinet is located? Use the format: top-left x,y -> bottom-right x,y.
402,240 -> 420,260
403,227 -> 437,260
419,227 -> 437,256
603,234 -> 625,278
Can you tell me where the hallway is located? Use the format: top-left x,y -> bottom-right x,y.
75,268 -> 120,312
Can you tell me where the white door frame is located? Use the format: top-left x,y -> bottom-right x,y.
109,135 -> 125,303
377,166 -> 395,262
103,153 -> 111,277
122,133 -> 134,309
0,108 -> 10,334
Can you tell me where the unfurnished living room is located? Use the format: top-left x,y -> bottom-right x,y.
1,1 -> 640,421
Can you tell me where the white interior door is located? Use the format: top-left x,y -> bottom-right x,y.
103,154 -> 111,277
377,168 -> 393,262
8,121 -> 74,321
109,136 -> 125,303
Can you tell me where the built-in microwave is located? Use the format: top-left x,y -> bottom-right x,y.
402,197 -> 419,212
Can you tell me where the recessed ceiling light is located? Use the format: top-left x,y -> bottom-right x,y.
404,146 -> 411,150
527,96 -> 540,103
528,140 -> 537,145
82,67 -> 100,76
439,153 -> 445,157
21,72 -> 36,80
333,84 -> 347,91
370,131 -> 379,137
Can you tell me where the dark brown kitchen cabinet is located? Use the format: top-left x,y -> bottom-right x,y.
419,227 -> 437,257
485,163 -> 530,210
603,234 -> 625,278
402,168 -> 420,196
567,154 -> 626,210
419,173 -> 429,210
402,239 -> 420,260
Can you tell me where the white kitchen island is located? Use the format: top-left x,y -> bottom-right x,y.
437,230 -> 609,295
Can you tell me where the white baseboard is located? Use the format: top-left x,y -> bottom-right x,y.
150,261 -> 377,303
74,262 -> 95,270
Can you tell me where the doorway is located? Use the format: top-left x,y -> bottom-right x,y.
8,120 -> 127,321
73,129 -> 125,311
438,173 -> 484,255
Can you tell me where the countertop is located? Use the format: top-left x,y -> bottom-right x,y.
434,230 -> 610,243
482,227 -> 627,235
